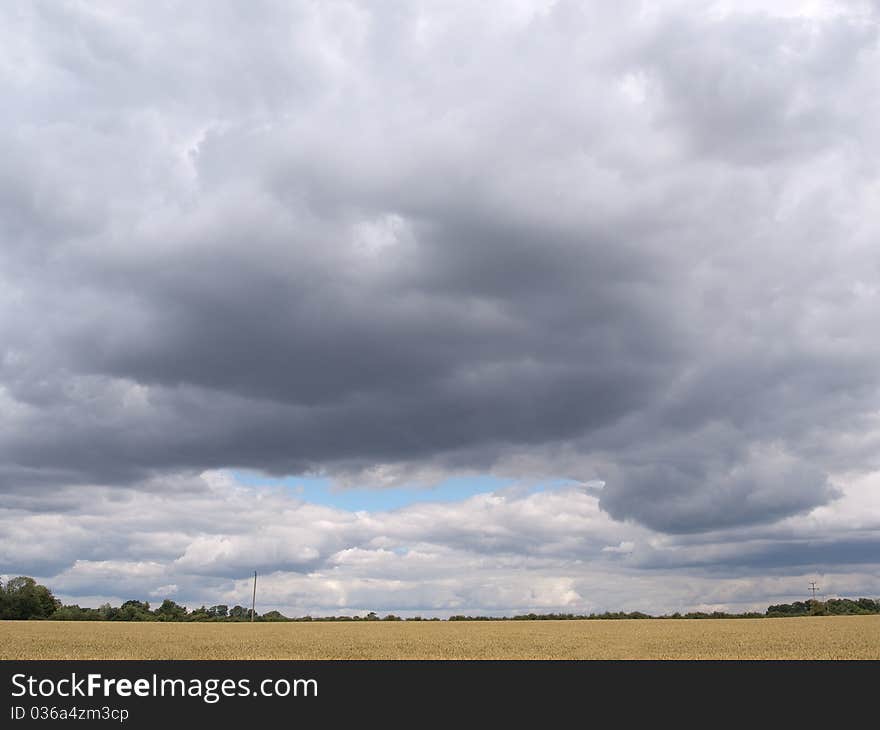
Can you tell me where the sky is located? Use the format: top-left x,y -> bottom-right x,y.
1,0 -> 879,617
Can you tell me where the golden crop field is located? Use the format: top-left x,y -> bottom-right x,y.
1,616 -> 878,659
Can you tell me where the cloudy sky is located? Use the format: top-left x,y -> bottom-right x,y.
2,0 -> 879,616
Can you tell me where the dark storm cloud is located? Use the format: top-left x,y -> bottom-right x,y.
2,0 -> 880,536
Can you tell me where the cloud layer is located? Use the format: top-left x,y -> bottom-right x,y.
3,470 -> 879,615
2,1 -> 879,611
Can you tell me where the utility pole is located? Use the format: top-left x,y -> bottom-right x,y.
809,581 -> 819,601
251,571 -> 257,623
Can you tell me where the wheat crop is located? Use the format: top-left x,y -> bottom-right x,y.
1,615 -> 878,660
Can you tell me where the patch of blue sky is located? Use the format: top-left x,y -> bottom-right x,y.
230,471 -> 579,512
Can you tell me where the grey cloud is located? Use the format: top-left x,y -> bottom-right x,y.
600,447 -> 837,533
644,11 -> 878,164
2,0 -> 880,538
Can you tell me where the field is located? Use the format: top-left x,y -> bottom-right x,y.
2,616 -> 879,659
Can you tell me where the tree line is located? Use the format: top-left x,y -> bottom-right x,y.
1,576 -> 878,621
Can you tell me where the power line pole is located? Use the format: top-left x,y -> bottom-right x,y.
809,581 -> 819,601
251,571 -> 257,623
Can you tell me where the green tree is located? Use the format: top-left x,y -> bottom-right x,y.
154,599 -> 187,620
51,604 -> 103,621
188,605 -> 211,621
809,600 -> 827,616
0,576 -> 60,619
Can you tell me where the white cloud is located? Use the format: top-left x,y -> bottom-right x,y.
150,584 -> 178,598
3,470 -> 878,615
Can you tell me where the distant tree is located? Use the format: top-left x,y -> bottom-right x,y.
766,602 -> 808,617
858,598 -> 878,613
155,599 -> 187,620
121,600 -> 150,611
116,600 -> 153,621
51,605 -> 104,621
188,606 -> 211,621
809,600 -> 827,616
0,576 -> 60,619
